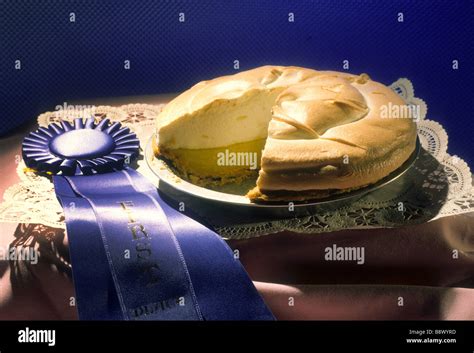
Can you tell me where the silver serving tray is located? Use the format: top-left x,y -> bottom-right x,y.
145,135 -> 420,217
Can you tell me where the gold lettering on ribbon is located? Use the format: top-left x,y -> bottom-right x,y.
118,201 -> 160,286
129,297 -> 181,319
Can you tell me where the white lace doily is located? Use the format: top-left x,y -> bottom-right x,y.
0,81 -> 473,239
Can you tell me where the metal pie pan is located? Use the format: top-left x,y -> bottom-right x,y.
145,135 -> 421,212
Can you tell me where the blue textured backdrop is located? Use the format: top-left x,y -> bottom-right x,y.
1,0 -> 473,165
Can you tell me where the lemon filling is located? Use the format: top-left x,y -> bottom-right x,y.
159,138 -> 266,185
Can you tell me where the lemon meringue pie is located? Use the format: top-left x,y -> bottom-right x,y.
154,66 -> 417,202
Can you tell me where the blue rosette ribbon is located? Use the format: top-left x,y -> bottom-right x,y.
22,117 -> 273,321
22,118 -> 139,175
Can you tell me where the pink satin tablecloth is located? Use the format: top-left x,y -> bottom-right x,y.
0,213 -> 473,320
